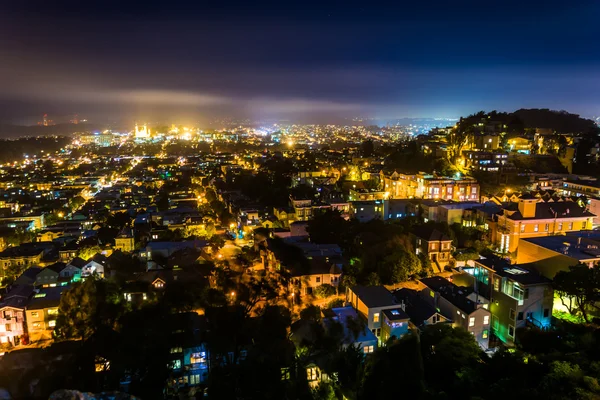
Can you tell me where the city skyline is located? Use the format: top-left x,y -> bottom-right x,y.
1,1 -> 600,126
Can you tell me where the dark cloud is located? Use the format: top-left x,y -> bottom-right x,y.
0,1 -> 599,124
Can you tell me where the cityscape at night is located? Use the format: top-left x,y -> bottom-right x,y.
0,1 -> 600,399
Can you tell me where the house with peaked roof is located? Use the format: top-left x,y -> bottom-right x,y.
420,276 -> 491,349
13,267 -> 41,286
393,288 -> 450,330
290,258 -> 342,296
412,226 -> 453,272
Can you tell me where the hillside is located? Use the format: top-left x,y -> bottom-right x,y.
512,109 -> 597,134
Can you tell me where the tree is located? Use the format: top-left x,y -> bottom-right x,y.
360,334 -> 424,399
77,245 -> 104,260
55,278 -> 124,340
314,284 -> 336,299
365,272 -> 381,286
380,248 -> 422,284
360,140 -> 375,157
205,187 -> 217,203
69,195 -> 86,211
419,324 -> 484,396
300,305 -> 322,323
346,315 -> 367,341
553,264 -> 600,323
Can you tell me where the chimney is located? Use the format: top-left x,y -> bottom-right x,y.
518,198 -> 537,219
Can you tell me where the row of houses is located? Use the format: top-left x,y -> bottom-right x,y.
335,254 -> 553,353
0,256 -> 108,346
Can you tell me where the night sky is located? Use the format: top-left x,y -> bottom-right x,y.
1,0 -> 599,124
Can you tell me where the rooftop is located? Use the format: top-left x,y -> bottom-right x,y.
420,276 -> 479,314
503,201 -> 595,221
350,285 -> 396,308
412,226 -> 452,242
393,288 -> 439,326
522,235 -> 600,261
382,307 -> 410,321
475,257 -> 552,285
27,286 -> 67,310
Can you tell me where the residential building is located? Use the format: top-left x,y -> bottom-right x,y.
393,288 -> 450,330
348,188 -> 387,201
495,195 -> 596,253
58,242 -> 78,263
114,229 -> 135,252
0,285 -> 32,346
0,246 -> 44,272
26,286 -> 66,342
322,307 -> 378,354
351,200 -> 387,222
346,285 -> 399,340
516,232 -> 600,277
380,308 -> 410,343
166,312 -> 209,393
561,180 -> 600,225
467,257 -> 553,346
290,258 -> 342,296
420,277 -> 491,349
412,226 -> 453,271
379,171 -> 479,201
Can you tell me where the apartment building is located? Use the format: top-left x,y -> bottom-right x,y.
379,171 -> 479,202
495,195 -> 596,253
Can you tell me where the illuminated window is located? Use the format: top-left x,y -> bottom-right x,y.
373,313 -> 380,323
170,347 -> 182,354
47,308 -> 58,315
363,345 -> 374,354
31,312 -> 39,318
520,224 -> 525,233
558,222 -> 563,231
568,222 -> 573,230
482,329 -> 489,339
307,366 -> 318,381
534,224 -> 539,232
191,352 -> 207,365
189,374 -> 201,385
430,290 -> 435,298
469,317 -> 475,327
172,359 -> 182,369
32,322 -> 41,329
48,320 -> 56,328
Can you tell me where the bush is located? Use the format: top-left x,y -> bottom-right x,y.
454,250 -> 479,261
326,298 -> 344,309
314,284 -> 336,299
